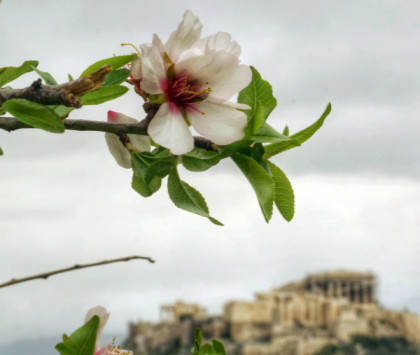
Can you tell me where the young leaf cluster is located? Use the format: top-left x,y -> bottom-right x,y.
129,66 -> 330,225
55,315 -> 99,355
192,328 -> 226,355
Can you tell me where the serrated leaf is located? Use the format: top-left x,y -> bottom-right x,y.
80,85 -> 128,105
31,65 -> 58,85
0,60 -> 38,87
238,66 -> 277,122
80,55 -> 136,78
251,122 -> 301,145
235,142 -> 269,172
131,154 -> 163,197
145,159 -> 175,181
132,173 -> 161,197
219,140 -> 253,159
264,103 -> 332,158
2,99 -> 64,133
182,148 -> 221,172
231,153 -> 274,222
102,69 -> 130,86
55,315 -> 99,355
168,168 -> 223,226
244,100 -> 265,137
268,161 -> 295,222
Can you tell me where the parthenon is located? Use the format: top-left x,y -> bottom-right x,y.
126,270 -> 420,355
304,270 -> 375,304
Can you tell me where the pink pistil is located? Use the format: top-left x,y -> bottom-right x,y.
161,70 -> 210,114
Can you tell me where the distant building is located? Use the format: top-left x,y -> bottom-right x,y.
124,270 -> 420,355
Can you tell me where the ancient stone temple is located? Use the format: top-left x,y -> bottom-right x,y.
304,270 -> 375,304
160,301 -> 206,323
125,270 -> 420,355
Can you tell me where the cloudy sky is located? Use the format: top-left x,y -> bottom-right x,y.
0,0 -> 419,350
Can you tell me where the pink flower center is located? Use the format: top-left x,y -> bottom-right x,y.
161,69 -> 211,114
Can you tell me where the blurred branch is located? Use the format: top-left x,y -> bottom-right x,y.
0,255 -> 155,289
0,65 -> 112,108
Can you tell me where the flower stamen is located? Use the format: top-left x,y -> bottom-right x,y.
121,43 -> 141,55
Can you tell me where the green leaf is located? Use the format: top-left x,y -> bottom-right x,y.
264,103 -> 332,158
219,140 -> 253,159
282,125 -> 289,136
250,122 -> 301,145
2,99 -> 64,133
132,173 -> 161,197
182,148 -> 221,172
235,142 -> 268,172
0,60 -> 39,87
80,85 -> 128,105
244,100 -> 265,137
131,154 -> 163,197
0,146 -> 3,156
238,66 -> 277,122
102,69 -> 130,86
167,168 -> 223,226
267,161 -> 295,222
68,73 -> 74,81
212,339 -> 226,354
31,65 -> 58,85
80,55 -> 136,78
195,328 -> 203,350
51,105 -> 74,118
55,315 -> 99,355
231,153 -> 274,222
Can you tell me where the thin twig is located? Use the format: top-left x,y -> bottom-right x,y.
0,255 -> 155,289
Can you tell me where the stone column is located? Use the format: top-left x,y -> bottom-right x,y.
327,281 -> 334,297
280,297 -> 287,323
353,282 -> 360,303
336,281 -> 343,298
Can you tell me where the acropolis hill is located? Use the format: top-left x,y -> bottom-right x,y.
124,270 -> 420,355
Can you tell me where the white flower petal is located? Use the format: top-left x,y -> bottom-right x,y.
139,44 -> 165,94
84,306 -> 110,349
152,34 -> 165,53
189,101 -> 247,145
105,133 -> 132,169
193,32 -> 241,57
206,96 -> 250,110
148,103 -> 194,155
164,10 -> 202,62
130,55 -> 142,80
105,111 -> 150,168
177,49 -> 252,99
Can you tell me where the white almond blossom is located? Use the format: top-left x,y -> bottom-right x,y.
132,10 -> 252,155
85,306 -> 133,355
105,111 -> 150,168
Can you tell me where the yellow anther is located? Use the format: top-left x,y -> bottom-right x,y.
121,43 -> 141,55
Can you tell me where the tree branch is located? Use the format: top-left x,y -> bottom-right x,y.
0,101 -> 217,151
0,65 -> 112,108
0,255 -> 155,289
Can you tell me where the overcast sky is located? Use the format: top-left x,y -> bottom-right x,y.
0,0 -> 419,350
